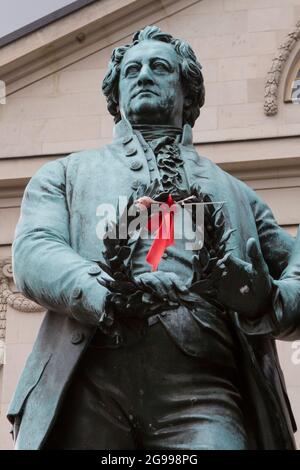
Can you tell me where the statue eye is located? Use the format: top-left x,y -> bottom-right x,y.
125,65 -> 140,77
152,61 -> 170,72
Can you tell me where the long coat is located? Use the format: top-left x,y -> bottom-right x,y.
7,119 -> 300,449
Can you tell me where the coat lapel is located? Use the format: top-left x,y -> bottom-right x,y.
179,142 -> 242,256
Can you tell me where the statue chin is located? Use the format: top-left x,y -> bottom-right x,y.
127,101 -> 172,125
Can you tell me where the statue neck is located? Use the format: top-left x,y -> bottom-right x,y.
132,124 -> 182,142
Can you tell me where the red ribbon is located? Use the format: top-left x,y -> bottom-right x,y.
146,194 -> 176,271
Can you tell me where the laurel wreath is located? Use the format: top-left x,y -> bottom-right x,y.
95,180 -> 235,332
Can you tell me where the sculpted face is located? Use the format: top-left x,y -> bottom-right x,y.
118,40 -> 184,127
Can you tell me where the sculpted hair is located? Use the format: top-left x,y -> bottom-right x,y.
102,26 -> 205,127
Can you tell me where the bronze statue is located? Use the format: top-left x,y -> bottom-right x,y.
7,26 -> 300,450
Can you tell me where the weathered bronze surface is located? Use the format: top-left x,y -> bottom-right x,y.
7,26 -> 300,450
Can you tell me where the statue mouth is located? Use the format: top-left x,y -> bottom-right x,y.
133,89 -> 159,98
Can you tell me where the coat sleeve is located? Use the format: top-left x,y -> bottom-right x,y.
12,157 -> 110,326
236,187 -> 300,341
271,226 -> 300,341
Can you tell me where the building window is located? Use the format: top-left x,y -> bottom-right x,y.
291,65 -> 300,102
285,56 -> 300,104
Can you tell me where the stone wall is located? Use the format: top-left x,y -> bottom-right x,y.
0,0 -> 300,450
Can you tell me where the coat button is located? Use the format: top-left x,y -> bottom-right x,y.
131,179 -> 142,190
72,287 -> 82,299
130,161 -> 143,171
126,148 -> 137,157
122,135 -> 133,145
88,266 -> 102,276
71,332 -> 85,345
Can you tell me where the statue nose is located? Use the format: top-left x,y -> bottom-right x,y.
137,64 -> 154,86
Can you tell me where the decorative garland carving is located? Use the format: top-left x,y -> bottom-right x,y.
264,20 -> 300,116
0,258 -> 44,364
0,258 -> 44,333
0,258 -> 44,363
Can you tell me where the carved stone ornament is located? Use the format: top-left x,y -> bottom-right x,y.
0,257 -> 44,345
264,20 -> 300,116
0,339 -> 4,366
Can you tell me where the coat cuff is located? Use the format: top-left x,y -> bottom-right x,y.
234,283 -> 282,336
70,264 -> 110,327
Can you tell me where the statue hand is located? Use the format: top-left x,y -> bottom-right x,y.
134,271 -> 189,305
215,238 -> 273,318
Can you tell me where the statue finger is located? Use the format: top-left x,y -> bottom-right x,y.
148,275 -> 169,300
220,252 -> 251,273
246,237 -> 266,272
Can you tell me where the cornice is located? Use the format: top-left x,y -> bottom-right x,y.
0,0 -> 97,48
0,0 -> 140,71
220,157 -> 300,183
0,0 -> 198,96
0,155 -> 300,204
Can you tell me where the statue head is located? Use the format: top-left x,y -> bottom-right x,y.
102,26 -> 205,128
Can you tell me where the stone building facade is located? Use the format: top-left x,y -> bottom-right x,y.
0,0 -> 300,449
